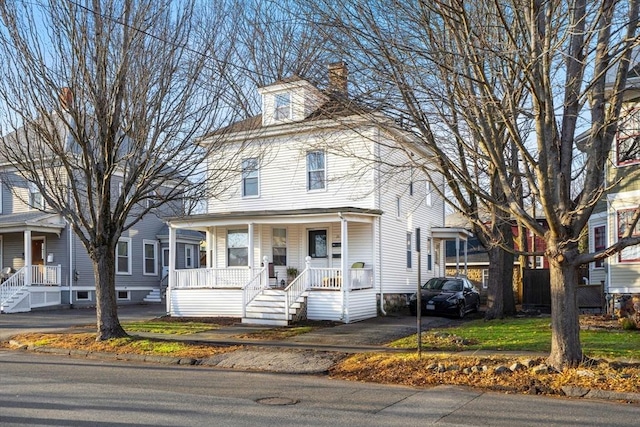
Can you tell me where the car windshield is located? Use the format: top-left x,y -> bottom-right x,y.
422,278 -> 462,292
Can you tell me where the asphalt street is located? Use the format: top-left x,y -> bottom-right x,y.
2,350 -> 639,427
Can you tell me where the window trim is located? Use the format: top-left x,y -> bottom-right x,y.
116,238 -> 132,275
306,150 -> 326,191
274,92 -> 291,120
227,229 -> 249,267
117,290 -> 131,301
617,208 -> 640,262
616,107 -> 640,166
593,225 -> 606,268
185,245 -> 194,269
143,239 -> 158,276
28,182 -> 44,210
241,157 -> 260,197
272,227 -> 287,266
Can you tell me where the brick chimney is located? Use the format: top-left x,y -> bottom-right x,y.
328,62 -> 348,95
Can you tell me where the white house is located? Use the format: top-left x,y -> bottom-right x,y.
166,63 -> 469,325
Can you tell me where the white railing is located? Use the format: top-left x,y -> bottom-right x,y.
31,265 -> 61,286
242,267 -> 268,317
0,267 -> 26,307
284,270 -> 309,319
173,267 -> 261,289
308,268 -> 342,289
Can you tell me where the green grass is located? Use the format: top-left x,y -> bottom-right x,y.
122,321 -> 217,335
390,317 -> 640,359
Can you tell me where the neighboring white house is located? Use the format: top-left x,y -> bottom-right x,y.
588,50 -> 640,310
166,63 -> 469,325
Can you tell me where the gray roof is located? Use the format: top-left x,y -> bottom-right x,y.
0,211 -> 66,232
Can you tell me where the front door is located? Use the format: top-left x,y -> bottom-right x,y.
162,248 -> 170,278
307,229 -> 329,268
31,238 -> 45,265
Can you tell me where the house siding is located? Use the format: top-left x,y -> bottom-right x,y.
170,288 -> 243,317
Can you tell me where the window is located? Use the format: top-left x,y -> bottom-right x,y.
0,179 -> 3,214
427,237 -> 432,270
273,228 -> 287,266
396,196 -> 401,218
146,190 -> 156,209
426,181 -> 432,206
409,167 -> 414,196
117,291 -> 130,300
76,291 -> 90,300
143,240 -> 157,275
274,93 -> 291,120
594,225 -> 606,268
617,108 -> 640,165
29,182 -> 44,210
116,238 -> 132,275
482,269 -> 489,289
228,229 -> 248,266
618,209 -> 640,261
307,151 -> 325,191
242,158 -> 259,197
308,230 -> 327,258
185,245 -> 194,268
406,232 -> 412,269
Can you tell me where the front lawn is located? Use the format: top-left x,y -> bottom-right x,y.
390,316 -> 640,360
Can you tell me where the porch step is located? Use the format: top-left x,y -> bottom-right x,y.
1,289 -> 31,314
143,289 -> 163,303
241,289 -> 307,326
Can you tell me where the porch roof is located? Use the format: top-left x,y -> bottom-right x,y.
0,212 -> 66,235
168,207 -> 383,230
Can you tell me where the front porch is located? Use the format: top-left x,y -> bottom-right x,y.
168,256 -> 376,325
167,208 -> 381,325
0,213 -> 66,313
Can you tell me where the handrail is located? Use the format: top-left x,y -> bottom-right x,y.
284,269 -> 309,319
0,267 -> 26,307
174,267 -> 261,289
242,266 -> 268,317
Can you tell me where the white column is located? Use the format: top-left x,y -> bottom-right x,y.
24,229 -> 32,286
341,215 -> 349,322
205,228 -> 214,268
455,236 -> 461,275
167,226 -> 176,314
248,223 -> 255,270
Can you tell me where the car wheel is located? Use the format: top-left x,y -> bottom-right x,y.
458,302 -> 466,319
473,300 -> 480,313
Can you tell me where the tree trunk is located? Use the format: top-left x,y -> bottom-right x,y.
547,247 -> 583,370
484,223 -> 516,320
92,244 -> 127,341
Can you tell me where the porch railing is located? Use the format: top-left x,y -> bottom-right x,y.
173,267 -> 261,289
306,267 -> 374,290
0,267 -> 26,307
242,266 -> 268,317
31,265 -> 61,286
349,267 -> 373,290
284,269 -> 309,319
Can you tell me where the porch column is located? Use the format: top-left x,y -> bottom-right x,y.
167,226 -> 176,314
24,229 -> 32,286
205,227 -> 214,268
248,222 -> 255,270
455,236 -> 461,275
464,238 -> 468,275
340,214 -> 349,322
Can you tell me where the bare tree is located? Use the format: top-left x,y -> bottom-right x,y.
0,0 -> 239,340
310,0 -> 640,369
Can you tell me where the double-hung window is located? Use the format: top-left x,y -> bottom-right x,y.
274,93 -> 291,120
593,225 -> 606,268
228,229 -> 248,266
617,108 -> 640,165
307,151 -> 325,191
617,209 -> 640,262
242,158 -> 259,197
273,228 -> 287,266
143,240 -> 158,275
29,182 -> 44,210
116,238 -> 132,275
185,245 -> 194,268
406,232 -> 412,269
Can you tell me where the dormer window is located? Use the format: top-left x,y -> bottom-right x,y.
274,93 -> 291,120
